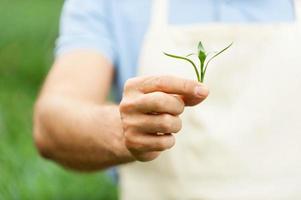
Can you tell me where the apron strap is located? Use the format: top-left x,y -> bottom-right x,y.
294,0 -> 301,22
150,0 -> 169,30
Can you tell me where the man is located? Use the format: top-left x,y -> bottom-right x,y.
34,0 -> 301,199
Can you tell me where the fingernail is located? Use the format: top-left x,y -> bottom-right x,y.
194,84 -> 208,98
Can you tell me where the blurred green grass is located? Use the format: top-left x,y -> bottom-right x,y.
0,0 -> 118,199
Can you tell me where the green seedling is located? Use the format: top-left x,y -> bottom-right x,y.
164,41 -> 233,83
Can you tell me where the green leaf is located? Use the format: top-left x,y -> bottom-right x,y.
185,53 -> 195,57
203,42 -> 233,81
197,41 -> 207,82
164,52 -> 201,82
198,41 -> 205,53
197,41 -> 207,66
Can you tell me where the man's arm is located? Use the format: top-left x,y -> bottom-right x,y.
34,50 -> 134,171
34,50 -> 209,171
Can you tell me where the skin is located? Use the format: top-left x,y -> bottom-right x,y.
33,49 -> 209,172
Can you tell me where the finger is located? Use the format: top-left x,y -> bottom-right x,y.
127,114 -> 182,134
131,151 -> 160,162
138,76 -> 209,106
134,92 -> 184,115
125,131 -> 175,152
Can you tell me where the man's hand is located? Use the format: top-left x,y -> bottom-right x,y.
34,51 -> 209,171
119,76 -> 209,162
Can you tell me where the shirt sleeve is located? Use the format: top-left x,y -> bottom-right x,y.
55,0 -> 116,64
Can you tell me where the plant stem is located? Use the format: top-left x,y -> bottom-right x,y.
200,62 -> 204,83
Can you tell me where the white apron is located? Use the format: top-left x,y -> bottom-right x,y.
119,1 -> 301,199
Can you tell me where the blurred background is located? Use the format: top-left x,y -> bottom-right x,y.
0,0 -> 117,199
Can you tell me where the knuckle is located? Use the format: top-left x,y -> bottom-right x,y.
154,76 -> 168,90
119,101 -> 129,113
131,120 -> 143,132
155,136 -> 175,151
139,117 -> 149,129
173,117 -> 182,133
152,95 -> 165,110
138,94 -> 152,107
155,139 -> 168,151
178,104 -> 185,114
125,133 -> 142,150
121,115 -> 140,133
125,139 -> 139,151
124,79 -> 134,92
174,97 -> 185,114
123,128 -> 134,139
119,99 -> 135,113
158,114 -> 173,132
124,77 -> 141,92
121,118 -> 131,132
177,96 -> 185,108
124,133 -> 133,147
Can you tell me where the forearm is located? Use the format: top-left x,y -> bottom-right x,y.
34,96 -> 134,171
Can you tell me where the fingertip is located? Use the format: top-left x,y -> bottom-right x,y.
183,83 -> 209,106
194,83 -> 209,99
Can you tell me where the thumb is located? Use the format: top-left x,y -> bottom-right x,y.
182,84 -> 209,106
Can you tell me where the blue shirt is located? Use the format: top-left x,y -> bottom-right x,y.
56,0 -> 294,100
